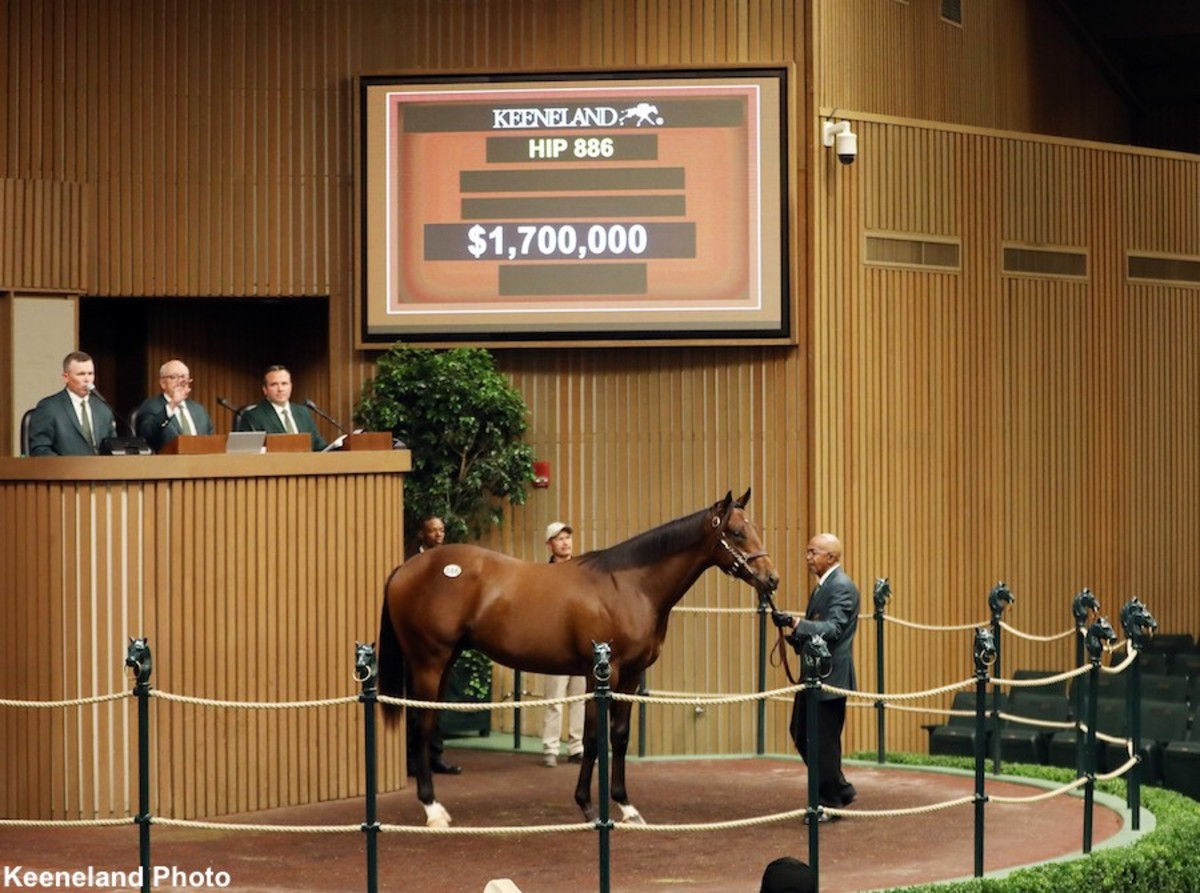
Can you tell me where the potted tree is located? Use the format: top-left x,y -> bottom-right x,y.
355,347 -> 534,735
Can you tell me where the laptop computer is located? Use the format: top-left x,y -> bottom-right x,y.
225,431 -> 267,454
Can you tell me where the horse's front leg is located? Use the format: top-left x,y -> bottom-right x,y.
608,698 -> 645,824
572,691 -> 645,824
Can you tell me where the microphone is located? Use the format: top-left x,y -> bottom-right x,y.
217,396 -> 250,430
304,399 -> 348,435
84,384 -> 127,438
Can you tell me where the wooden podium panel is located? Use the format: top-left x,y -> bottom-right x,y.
265,433 -> 312,452
158,434 -> 226,455
0,451 -> 411,820
342,432 -> 393,451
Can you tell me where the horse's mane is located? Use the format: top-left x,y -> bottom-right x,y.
575,506 -> 711,574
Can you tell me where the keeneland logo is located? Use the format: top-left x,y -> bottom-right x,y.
492,104 -> 664,129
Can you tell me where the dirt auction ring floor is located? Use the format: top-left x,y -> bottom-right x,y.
0,751 -> 1132,893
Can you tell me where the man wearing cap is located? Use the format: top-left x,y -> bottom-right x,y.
541,521 -> 586,768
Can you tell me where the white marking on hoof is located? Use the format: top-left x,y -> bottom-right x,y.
423,800 -> 452,828
619,804 -> 645,825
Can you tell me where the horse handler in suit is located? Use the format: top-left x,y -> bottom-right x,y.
236,364 -> 327,451
773,532 -> 860,818
28,351 -> 117,456
135,359 -> 214,452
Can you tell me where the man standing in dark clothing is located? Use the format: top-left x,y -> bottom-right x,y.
773,532 -> 860,817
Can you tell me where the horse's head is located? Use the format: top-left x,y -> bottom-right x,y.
1119,598 -> 1158,652
710,488 -> 779,596
1072,588 -> 1101,627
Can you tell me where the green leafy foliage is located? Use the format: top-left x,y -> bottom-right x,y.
855,753 -> 1200,892
354,347 -> 535,545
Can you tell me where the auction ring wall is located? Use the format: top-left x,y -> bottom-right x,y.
0,451 -> 409,820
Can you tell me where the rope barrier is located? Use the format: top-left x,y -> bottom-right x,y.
672,606 -> 758,614
825,795 -> 976,819
154,817 -> 360,833
0,691 -> 131,708
0,817 -> 133,828
881,616 -> 986,632
150,691 -> 358,710
379,821 -> 595,836
378,693 -> 592,712
613,806 -> 810,832
989,777 -> 1087,804
997,621 -> 1077,643
992,664 -> 1091,689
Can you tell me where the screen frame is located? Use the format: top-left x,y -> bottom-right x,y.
356,66 -> 795,348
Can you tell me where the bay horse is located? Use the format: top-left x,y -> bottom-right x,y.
377,488 -> 778,827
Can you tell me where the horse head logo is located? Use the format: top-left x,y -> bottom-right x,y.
1119,598 -> 1158,652
618,102 -> 663,127
1072,588 -> 1100,627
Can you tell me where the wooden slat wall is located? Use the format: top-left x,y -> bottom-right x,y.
4,0 -> 1200,785
810,114 -> 1200,755
0,179 -> 89,290
0,461 -> 406,820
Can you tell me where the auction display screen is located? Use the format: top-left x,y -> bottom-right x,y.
359,68 -> 790,345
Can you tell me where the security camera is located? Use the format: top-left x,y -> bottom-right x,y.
822,119 -> 858,165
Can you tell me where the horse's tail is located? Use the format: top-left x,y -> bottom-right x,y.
377,567 -> 406,729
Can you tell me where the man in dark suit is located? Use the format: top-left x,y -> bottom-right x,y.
135,358 -> 214,452
235,364 -> 327,451
773,532 -> 860,818
28,351 -> 117,456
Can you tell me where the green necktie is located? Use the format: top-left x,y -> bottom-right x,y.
178,405 -> 195,435
80,398 -> 96,453
282,407 -> 298,434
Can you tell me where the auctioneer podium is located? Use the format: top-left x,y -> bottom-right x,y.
0,446 -> 410,820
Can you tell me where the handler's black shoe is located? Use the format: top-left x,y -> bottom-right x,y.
432,760 -> 463,775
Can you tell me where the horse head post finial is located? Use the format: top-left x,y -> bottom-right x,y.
1085,617 -> 1118,663
873,577 -> 892,614
125,637 -> 153,687
592,641 -> 612,686
973,627 -> 997,677
802,634 -> 833,683
988,582 -> 1014,621
1072,588 -> 1100,628
355,641 -> 378,693
1119,598 -> 1158,652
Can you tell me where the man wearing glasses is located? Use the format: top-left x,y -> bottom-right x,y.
135,359 -> 214,452
772,532 -> 860,821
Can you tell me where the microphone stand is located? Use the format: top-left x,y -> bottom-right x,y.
86,386 -> 130,438
304,399 -> 349,435
217,396 -> 251,431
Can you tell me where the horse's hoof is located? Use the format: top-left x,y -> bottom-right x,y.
581,805 -> 599,823
619,804 -> 646,825
422,800 -> 452,828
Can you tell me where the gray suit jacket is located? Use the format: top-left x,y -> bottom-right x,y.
28,389 -> 117,456
788,566 -> 860,700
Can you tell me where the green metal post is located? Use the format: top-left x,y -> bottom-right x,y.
873,578 -> 891,764
757,600 -> 768,756
124,638 -> 153,893
801,636 -> 826,893
637,672 -> 647,758
593,642 -> 614,893
513,669 -> 522,750
356,644 -> 380,893
1081,617 -> 1115,854
972,627 -> 996,878
986,583 -> 1013,774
